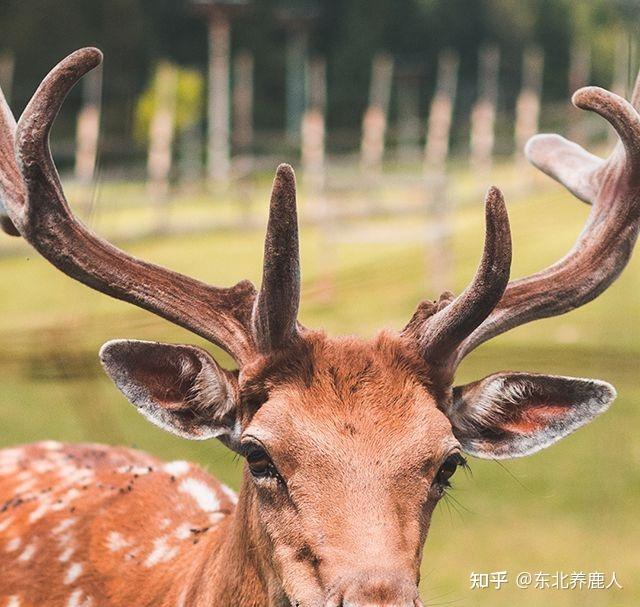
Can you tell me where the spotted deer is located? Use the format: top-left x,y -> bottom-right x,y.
1,48 -> 639,607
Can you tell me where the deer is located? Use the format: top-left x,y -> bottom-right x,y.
0,47 -> 639,607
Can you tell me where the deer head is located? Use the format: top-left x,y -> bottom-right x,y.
1,48 -> 639,607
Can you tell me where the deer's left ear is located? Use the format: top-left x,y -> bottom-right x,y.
448,372 -> 616,459
99,340 -> 241,448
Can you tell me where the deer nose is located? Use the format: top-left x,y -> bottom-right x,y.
326,569 -> 421,607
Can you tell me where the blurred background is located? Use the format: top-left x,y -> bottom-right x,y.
0,1 -> 639,605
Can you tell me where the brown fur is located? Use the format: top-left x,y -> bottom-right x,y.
0,442 -> 237,606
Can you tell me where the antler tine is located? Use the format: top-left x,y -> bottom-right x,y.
403,187 -> 511,375
253,164 -> 301,352
0,84 -> 22,236
2,48 -> 258,364
525,74 -> 640,206
453,71 -> 640,366
524,134 -> 604,204
572,86 -> 640,168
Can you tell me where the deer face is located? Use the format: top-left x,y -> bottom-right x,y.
100,333 -> 458,606
237,334 -> 455,605
2,48 -> 637,607
98,329 -> 613,607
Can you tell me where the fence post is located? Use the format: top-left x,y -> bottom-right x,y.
424,50 -> 459,294
207,16 -> 232,184
147,63 -> 178,211
514,46 -> 543,166
286,29 -> 309,145
396,67 -> 422,162
424,50 -> 458,175
470,44 -> 500,177
233,49 -> 254,154
75,64 -> 103,187
302,57 -> 333,300
610,32 -> 637,144
567,39 -> 590,144
302,57 -> 326,189
360,53 -> 394,178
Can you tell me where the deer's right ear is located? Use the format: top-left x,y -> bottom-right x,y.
99,340 -> 241,449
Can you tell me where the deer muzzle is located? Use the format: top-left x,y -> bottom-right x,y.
324,569 -> 421,607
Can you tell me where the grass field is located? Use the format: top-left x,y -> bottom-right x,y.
0,165 -> 639,605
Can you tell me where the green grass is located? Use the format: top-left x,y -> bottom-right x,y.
0,165 -> 639,605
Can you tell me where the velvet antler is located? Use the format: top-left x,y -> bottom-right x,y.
403,187 -> 511,376
0,79 -> 21,236
0,48 -> 302,364
452,72 -> 640,365
405,71 -> 640,372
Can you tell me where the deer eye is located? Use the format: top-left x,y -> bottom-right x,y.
246,446 -> 277,479
434,453 -> 466,488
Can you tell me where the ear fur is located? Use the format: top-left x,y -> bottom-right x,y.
99,340 -> 240,448
449,372 -> 616,459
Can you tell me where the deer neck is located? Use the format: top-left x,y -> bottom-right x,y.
186,473 -> 284,607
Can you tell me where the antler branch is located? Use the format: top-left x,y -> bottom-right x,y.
0,48 -> 303,366
453,71 -> 640,365
0,83 -> 21,236
253,164 -> 301,352
403,187 -> 511,375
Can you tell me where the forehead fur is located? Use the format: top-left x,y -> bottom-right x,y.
239,330 -> 451,433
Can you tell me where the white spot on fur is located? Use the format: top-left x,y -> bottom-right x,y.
32,459 -> 56,474
0,517 -> 13,533
0,448 -> 23,476
14,478 -> 37,495
0,448 -> 24,461
6,537 -> 21,552
144,536 -> 179,567
59,468 -> 94,486
0,463 -> 18,476
53,518 -> 76,535
29,500 -> 53,523
6,596 -> 20,607
176,586 -> 189,607
106,531 -> 130,552
0,466 -> 17,476
51,488 -> 82,512
59,546 -> 75,563
159,517 -> 171,530
39,440 -> 63,451
17,542 -> 36,562
175,523 -> 193,540
163,460 -> 190,477
64,563 -> 83,585
209,512 -> 226,525
179,478 -> 220,513
66,589 -> 93,607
